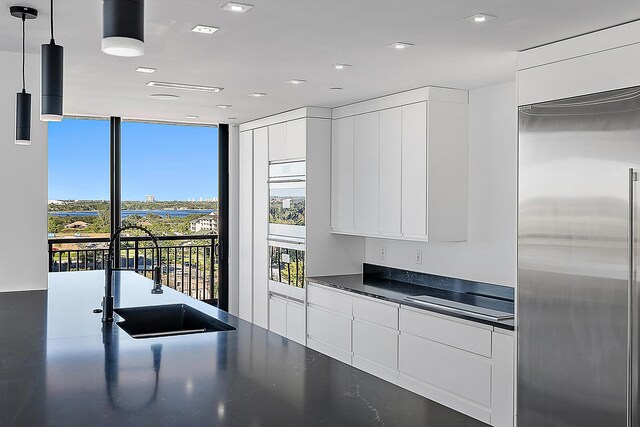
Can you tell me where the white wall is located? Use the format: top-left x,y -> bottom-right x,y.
0,51 -> 48,292
364,81 -> 517,287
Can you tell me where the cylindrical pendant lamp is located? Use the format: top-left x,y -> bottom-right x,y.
41,0 -> 64,122
102,0 -> 144,57
10,6 -> 38,145
16,90 -> 32,144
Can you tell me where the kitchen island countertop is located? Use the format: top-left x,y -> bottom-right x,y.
0,270 -> 487,426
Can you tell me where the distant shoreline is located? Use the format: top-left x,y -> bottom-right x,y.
49,209 -> 216,218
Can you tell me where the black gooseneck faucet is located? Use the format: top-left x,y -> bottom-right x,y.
102,225 -> 163,323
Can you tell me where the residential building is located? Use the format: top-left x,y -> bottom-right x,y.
190,212 -> 218,233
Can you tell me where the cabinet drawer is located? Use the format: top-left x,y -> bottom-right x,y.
307,283 -> 352,315
353,296 -> 398,329
308,338 -> 351,365
399,333 -> 491,408
399,307 -> 492,357
353,320 -> 398,370
307,305 -> 351,352
269,296 -> 287,337
286,301 -> 306,345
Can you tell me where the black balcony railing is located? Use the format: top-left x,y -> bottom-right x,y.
48,235 -> 218,304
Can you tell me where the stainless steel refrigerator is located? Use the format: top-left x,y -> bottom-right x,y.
518,86 -> 640,427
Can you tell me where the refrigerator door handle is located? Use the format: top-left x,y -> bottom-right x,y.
629,168 -> 638,427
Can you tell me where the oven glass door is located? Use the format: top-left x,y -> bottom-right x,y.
269,180 -> 305,239
269,241 -> 305,288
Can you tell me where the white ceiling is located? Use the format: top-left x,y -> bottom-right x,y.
1,0 -> 639,125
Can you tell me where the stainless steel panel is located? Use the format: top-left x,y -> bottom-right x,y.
629,169 -> 638,427
518,86 -> 640,427
632,169 -> 640,427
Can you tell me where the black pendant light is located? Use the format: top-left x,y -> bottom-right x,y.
41,0 -> 64,122
10,6 -> 38,145
102,0 -> 144,57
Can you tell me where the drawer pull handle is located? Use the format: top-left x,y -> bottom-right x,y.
404,297 -> 514,322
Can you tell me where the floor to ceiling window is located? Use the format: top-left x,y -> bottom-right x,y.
48,118 -> 111,271
121,121 -> 219,301
47,118 -> 220,304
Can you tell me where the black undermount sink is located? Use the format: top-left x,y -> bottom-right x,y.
115,304 -> 236,339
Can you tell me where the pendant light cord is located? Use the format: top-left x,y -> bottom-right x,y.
22,15 -> 25,91
50,0 -> 54,42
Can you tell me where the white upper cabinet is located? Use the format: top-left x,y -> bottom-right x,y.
426,100 -> 468,241
378,107 -> 402,236
268,122 -> 287,161
286,118 -> 306,160
401,102 -> 428,238
268,119 -> 306,161
353,111 -> 380,234
331,116 -> 355,232
330,87 -> 468,242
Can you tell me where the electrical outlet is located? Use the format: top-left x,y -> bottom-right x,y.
415,250 -> 423,265
380,246 -> 387,261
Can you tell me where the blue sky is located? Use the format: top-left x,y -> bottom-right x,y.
48,119 -> 218,201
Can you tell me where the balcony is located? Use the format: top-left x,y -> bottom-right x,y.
48,235 -> 218,304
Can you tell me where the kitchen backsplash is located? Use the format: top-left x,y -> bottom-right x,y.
363,263 -> 514,302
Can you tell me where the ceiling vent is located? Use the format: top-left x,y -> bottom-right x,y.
146,81 -> 223,93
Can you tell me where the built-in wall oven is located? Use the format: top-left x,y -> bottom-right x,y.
268,160 -> 305,240
268,160 -> 306,297
268,239 -> 305,289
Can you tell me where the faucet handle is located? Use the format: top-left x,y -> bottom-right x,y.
152,265 -> 163,294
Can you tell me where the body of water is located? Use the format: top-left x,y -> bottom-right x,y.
49,209 -> 216,218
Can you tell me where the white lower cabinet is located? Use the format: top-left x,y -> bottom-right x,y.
491,331 -> 515,427
398,332 -> 492,423
268,294 -> 306,345
398,306 -> 514,427
286,300 -> 306,345
306,283 -> 353,364
305,283 -> 515,427
307,305 -> 351,354
352,320 -> 398,384
268,295 -> 288,337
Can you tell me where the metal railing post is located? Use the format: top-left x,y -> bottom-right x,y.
211,237 -> 216,301
134,239 -> 139,272
48,241 -> 54,272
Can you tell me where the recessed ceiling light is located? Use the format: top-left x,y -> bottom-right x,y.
147,81 -> 223,93
286,79 -> 306,85
191,25 -> 219,34
149,94 -> 180,101
330,87 -> 343,91
464,13 -> 497,23
217,104 -> 232,109
249,92 -> 266,97
222,2 -> 253,13
136,67 -> 156,74
333,63 -> 351,70
186,115 -> 199,119
387,42 -> 414,50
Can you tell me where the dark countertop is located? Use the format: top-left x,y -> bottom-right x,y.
307,274 -> 515,330
0,271 -> 488,427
